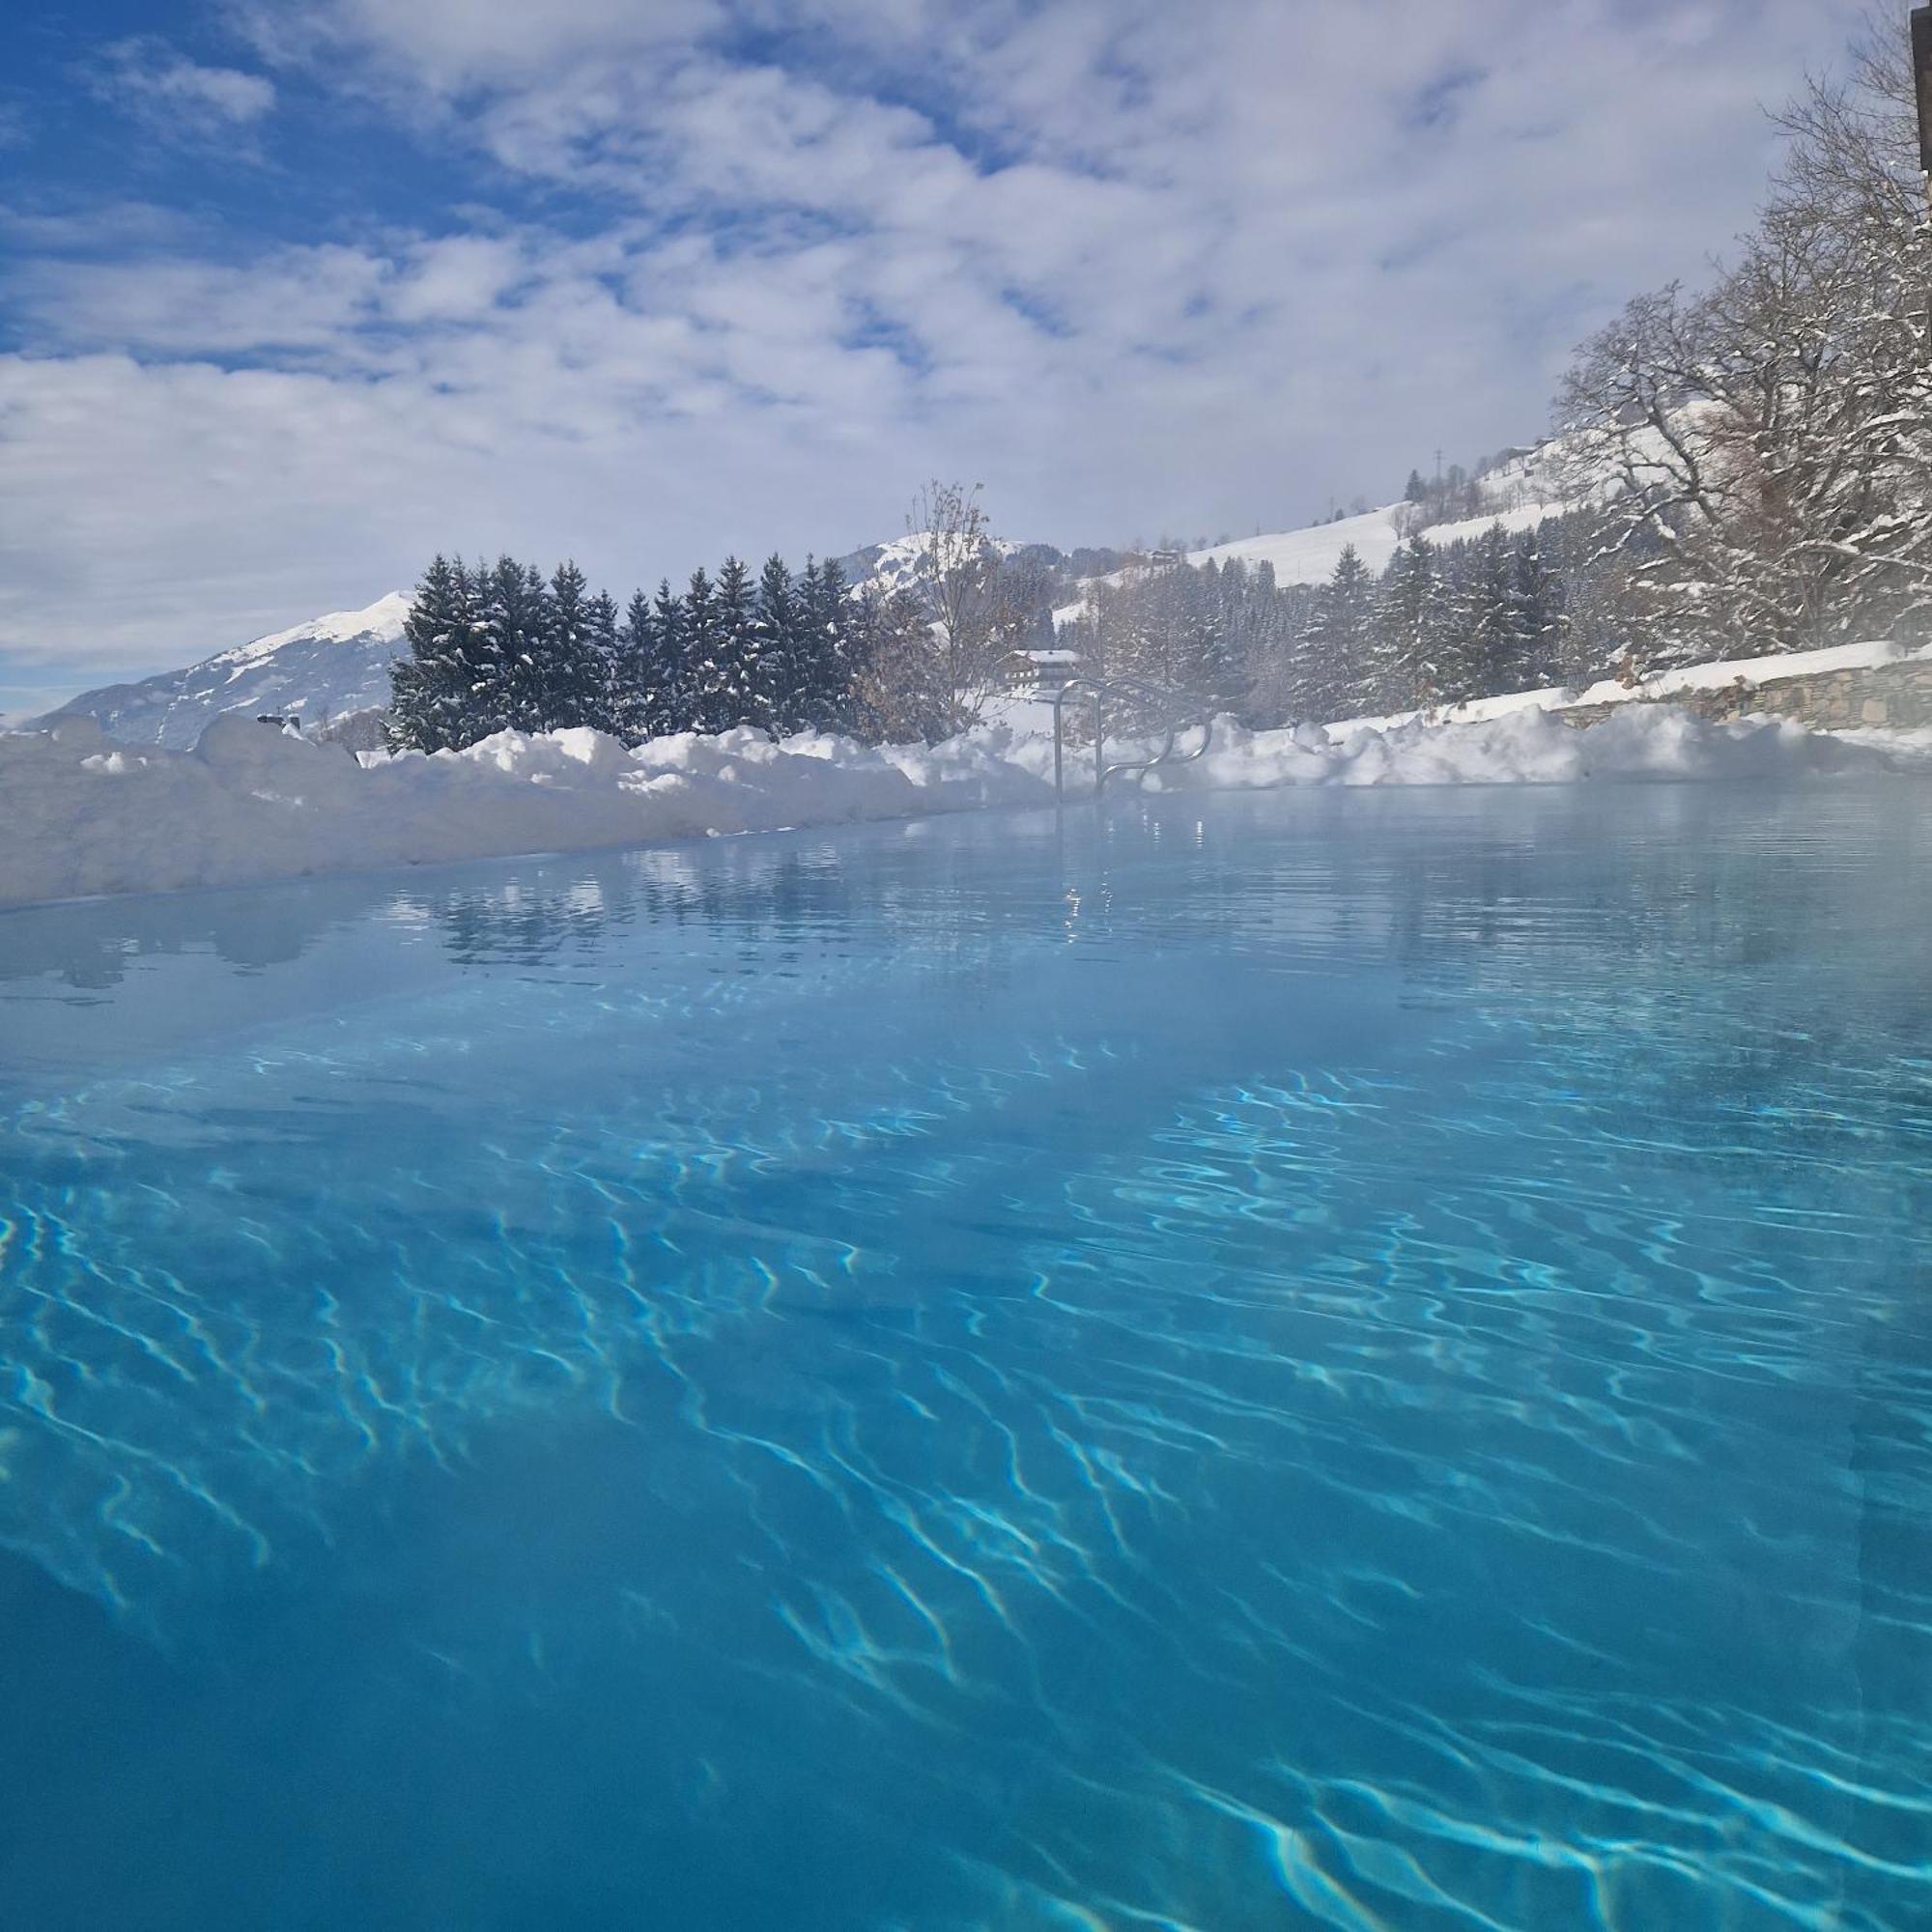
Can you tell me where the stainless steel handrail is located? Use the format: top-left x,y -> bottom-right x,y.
1050,675 -> 1214,799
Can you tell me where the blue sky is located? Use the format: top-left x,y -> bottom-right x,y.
0,0 -> 1872,714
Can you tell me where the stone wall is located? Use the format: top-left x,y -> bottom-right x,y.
1559,657 -> 1932,731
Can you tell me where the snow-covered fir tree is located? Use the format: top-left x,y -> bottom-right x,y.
1453,523 -> 1519,704
484,556 -> 550,735
537,560 -> 604,731
1305,544 -> 1377,714
650,580 -> 691,732
681,567 -> 723,732
751,554 -> 802,735
791,556 -> 861,733
386,555 -> 499,752
1370,536 -> 1435,714
1505,526 -> 1564,692
696,555 -> 758,732
584,588 -> 620,726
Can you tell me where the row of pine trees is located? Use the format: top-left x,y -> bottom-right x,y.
1067,514 -> 1586,732
388,513 -> 1596,755
387,552 -> 874,753
1279,518 -> 1576,723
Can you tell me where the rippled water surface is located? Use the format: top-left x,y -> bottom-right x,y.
2,783 -> 1928,1930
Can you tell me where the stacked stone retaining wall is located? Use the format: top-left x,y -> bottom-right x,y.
1558,657 -> 1932,731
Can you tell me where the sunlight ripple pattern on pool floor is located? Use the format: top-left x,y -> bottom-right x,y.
0,783 -> 1927,1930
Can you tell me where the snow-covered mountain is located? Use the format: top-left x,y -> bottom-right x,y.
838,531 -> 1030,597
834,533 -> 1122,609
40,594 -> 411,750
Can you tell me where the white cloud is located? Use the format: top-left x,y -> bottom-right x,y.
91,37 -> 276,138
1,0 -> 1878,684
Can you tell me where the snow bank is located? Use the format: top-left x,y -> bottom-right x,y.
0,714 -> 1048,909
1169,705 -> 1932,791
0,704 -> 1924,911
1325,637 -> 1932,737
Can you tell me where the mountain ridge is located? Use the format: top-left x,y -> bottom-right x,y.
37,594 -> 412,749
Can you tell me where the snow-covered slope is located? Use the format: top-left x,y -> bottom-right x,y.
1189,498 -> 1560,585
40,593 -> 411,750
1053,437 -> 1581,624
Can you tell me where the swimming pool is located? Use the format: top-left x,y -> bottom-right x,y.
1,781 -> 1927,1929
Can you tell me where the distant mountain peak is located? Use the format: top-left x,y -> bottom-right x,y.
210,592 -> 412,670
42,592 -> 413,749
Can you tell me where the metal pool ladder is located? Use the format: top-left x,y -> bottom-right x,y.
1051,675 -> 1215,800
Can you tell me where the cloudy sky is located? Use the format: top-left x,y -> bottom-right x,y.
0,0 -> 1871,714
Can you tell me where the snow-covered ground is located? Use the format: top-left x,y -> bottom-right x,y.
2,700 -> 1925,912
1323,636 -> 1932,735
1188,499 -> 1556,587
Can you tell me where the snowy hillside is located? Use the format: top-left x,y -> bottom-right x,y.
1189,497 -> 1560,586
41,593 -> 411,749
1055,439 -> 1578,626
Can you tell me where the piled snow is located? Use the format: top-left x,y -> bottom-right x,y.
0,714 -> 1050,909
1183,706 -> 1932,790
1,702 -> 1925,912
1325,636 -> 1932,737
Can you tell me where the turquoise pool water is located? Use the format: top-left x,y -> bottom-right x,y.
1,783 -> 1927,1930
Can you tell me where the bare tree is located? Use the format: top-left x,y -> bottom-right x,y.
847,586 -> 954,744
1557,29 -> 1932,667
903,481 -> 1037,723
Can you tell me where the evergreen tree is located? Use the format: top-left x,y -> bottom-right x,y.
1372,536 -> 1437,713
1306,544 -> 1377,716
583,587 -> 620,731
612,589 -> 657,740
486,555 -> 552,734
705,554 -> 758,731
652,579 -> 694,732
1231,559 -> 1290,723
1458,523 -> 1518,701
386,554 -> 500,752
797,555 -> 859,732
537,559 -> 602,731
1178,560 -> 1247,712
1506,526 -> 1564,691
682,567 -> 722,732
849,582 -> 952,742
753,554 -> 803,734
